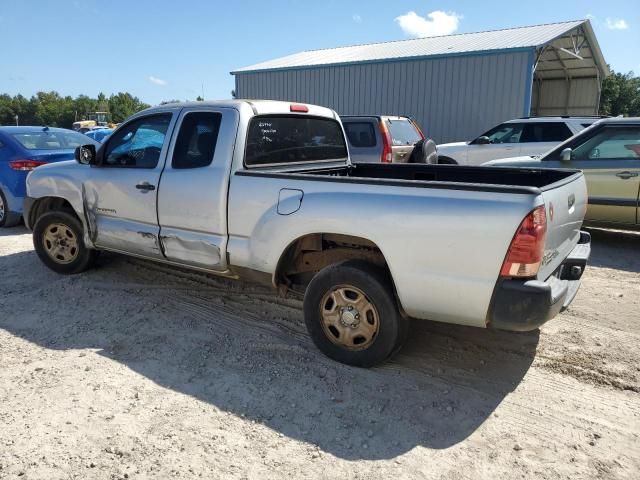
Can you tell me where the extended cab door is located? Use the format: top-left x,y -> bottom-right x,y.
542,124 -> 640,225
156,107 -> 239,270
84,112 -> 175,257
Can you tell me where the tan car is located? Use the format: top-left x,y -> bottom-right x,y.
486,118 -> 640,229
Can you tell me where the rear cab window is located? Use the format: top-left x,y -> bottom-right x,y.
245,115 -> 347,166
385,118 -> 422,146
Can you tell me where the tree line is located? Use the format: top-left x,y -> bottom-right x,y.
0,91 -> 151,128
0,68 -> 637,128
599,69 -> 640,117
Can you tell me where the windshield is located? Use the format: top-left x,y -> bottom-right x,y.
12,130 -> 94,150
245,116 -> 347,166
385,118 -> 422,146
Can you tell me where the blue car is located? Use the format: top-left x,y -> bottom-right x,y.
84,128 -> 114,143
0,126 -> 98,227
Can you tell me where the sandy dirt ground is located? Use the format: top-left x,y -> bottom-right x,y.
0,225 -> 639,479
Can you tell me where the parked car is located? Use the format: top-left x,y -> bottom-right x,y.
484,117 -> 640,229
24,100 -> 590,366
341,115 -> 437,164
437,117 -> 602,166
84,128 -> 114,143
0,126 -> 99,227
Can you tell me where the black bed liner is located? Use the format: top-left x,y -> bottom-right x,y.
237,163 -> 583,196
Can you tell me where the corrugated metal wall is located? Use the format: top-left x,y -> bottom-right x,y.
234,51 -> 531,143
531,77 -> 600,116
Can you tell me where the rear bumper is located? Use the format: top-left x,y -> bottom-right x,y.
488,231 -> 591,332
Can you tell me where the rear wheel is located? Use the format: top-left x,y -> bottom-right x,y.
33,211 -> 96,274
0,188 -> 21,228
303,260 -> 408,367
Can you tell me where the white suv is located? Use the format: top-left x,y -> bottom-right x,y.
437,117 -> 601,166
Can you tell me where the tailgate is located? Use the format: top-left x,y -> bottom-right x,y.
538,172 -> 588,280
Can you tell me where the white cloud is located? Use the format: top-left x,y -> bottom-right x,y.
585,13 -> 596,20
395,10 -> 461,38
148,76 -> 168,86
352,14 -> 362,23
605,18 -> 628,30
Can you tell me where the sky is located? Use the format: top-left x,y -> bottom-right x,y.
1,0 -> 638,105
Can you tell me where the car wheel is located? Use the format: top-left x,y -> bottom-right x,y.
303,260 -> 408,367
0,188 -> 21,228
33,210 -> 96,274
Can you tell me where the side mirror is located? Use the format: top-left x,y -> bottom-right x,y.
476,136 -> 491,145
75,144 -> 97,165
560,147 -> 572,162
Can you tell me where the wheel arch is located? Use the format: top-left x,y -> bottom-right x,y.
274,232 -> 398,296
28,196 -> 79,230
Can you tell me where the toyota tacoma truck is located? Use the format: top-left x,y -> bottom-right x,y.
24,100 -> 591,367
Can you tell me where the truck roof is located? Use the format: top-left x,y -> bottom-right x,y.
140,99 -> 338,119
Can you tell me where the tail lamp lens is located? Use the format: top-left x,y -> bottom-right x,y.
9,160 -> 48,171
500,205 -> 547,278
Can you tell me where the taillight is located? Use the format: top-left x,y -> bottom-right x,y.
9,159 -> 48,171
290,103 -> 309,113
500,205 -> 547,278
379,120 -> 393,163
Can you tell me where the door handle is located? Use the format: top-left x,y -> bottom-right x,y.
615,171 -> 639,179
136,182 -> 156,191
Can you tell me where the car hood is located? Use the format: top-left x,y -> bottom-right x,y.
482,155 -> 541,166
436,141 -> 468,148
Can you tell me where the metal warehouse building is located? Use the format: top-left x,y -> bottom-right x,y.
232,20 -> 608,143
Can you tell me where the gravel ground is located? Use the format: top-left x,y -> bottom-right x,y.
0,225 -> 639,479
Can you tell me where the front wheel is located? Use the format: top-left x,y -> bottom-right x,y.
33,210 -> 97,274
303,260 -> 408,367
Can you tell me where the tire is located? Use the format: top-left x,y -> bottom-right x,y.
33,210 -> 96,274
303,260 -> 409,367
0,188 -> 21,228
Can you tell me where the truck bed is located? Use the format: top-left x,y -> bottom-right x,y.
239,163 -> 581,194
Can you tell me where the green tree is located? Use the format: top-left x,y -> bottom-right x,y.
599,69 -> 640,117
108,92 -> 150,123
0,91 -> 151,127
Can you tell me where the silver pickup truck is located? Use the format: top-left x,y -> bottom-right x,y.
24,100 -> 591,367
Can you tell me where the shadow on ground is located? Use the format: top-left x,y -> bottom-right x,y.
0,233 -> 541,460
584,227 -> 640,273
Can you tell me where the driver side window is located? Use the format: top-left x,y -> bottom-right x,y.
103,114 -> 171,168
571,127 -> 640,160
477,123 -> 524,144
